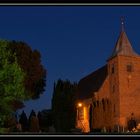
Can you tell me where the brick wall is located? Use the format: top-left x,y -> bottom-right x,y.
76,55 -> 140,132
118,55 -> 140,127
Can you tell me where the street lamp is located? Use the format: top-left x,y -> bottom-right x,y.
78,102 -> 82,108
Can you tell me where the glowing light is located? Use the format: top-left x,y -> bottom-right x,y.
78,103 -> 82,107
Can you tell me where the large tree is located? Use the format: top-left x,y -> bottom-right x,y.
0,40 -> 27,128
52,79 -> 78,132
8,41 -> 46,99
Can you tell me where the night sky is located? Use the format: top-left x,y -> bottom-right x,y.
0,6 -> 140,116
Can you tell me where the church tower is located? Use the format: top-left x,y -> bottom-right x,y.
107,18 -> 140,130
76,18 -> 140,132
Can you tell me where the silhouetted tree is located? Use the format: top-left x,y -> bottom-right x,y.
52,79 -> 78,132
37,111 -> 44,131
28,110 -> 39,132
29,109 -> 36,124
28,110 -> 36,130
19,110 -> 28,132
8,41 -> 46,100
30,116 -> 39,132
37,110 -> 52,132
37,111 -> 42,128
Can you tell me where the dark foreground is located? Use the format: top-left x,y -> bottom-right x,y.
1,132 -> 140,136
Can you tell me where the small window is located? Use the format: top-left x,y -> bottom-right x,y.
111,65 -> 114,74
107,99 -> 109,105
114,104 -> 115,113
127,64 -> 132,72
93,102 -> 96,108
102,99 -> 105,111
97,101 -> 99,107
112,85 -> 115,93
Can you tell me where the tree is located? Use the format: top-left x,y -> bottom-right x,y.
28,109 -> 36,129
52,79 -> 78,132
38,109 -> 53,132
37,111 -> 42,129
28,110 -> 39,132
0,40 -> 27,129
8,41 -> 46,100
29,116 -> 39,132
19,110 -> 28,132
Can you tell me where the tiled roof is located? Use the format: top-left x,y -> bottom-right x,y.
77,65 -> 108,100
109,31 -> 139,59
77,26 -> 139,100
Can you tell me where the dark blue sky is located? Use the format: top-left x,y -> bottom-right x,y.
1,6 -> 140,116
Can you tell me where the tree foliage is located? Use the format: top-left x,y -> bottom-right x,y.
0,40 -> 27,127
52,79 -> 78,132
8,41 -> 46,99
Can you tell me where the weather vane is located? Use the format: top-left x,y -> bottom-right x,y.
121,16 -> 125,32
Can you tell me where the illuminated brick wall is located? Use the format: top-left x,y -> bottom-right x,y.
76,55 -> 140,132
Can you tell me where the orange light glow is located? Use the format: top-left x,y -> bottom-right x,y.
78,103 -> 82,107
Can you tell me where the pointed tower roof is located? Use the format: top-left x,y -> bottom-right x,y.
109,18 -> 139,59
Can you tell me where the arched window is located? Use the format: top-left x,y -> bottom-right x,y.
97,100 -> 99,107
102,99 -> 105,111
114,104 -> 115,113
111,64 -> 115,74
112,85 -> 115,93
107,99 -> 109,105
126,63 -> 133,72
93,101 -> 96,108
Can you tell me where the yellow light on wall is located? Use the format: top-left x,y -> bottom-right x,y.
78,103 -> 82,107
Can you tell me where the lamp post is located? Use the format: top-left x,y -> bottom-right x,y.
77,102 -> 83,120
76,102 -> 83,128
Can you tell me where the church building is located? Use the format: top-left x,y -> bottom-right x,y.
76,20 -> 140,133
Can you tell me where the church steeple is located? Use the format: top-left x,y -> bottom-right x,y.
109,18 -> 139,59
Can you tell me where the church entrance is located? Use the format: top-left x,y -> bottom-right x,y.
127,113 -> 137,131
